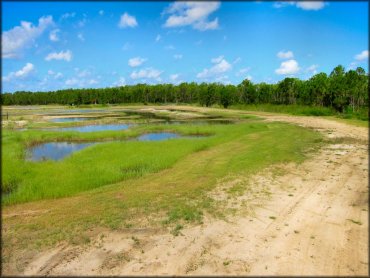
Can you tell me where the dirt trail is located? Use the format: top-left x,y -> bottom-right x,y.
21,111 -> 369,276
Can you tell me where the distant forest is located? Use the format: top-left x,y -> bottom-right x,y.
2,65 -> 368,115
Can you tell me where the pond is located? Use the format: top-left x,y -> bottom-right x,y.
27,142 -> 95,161
49,117 -> 97,123
27,132 -> 205,161
51,124 -> 130,132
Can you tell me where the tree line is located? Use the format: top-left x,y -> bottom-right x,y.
1,65 -> 368,114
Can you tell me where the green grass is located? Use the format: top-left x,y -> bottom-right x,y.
230,103 -> 369,122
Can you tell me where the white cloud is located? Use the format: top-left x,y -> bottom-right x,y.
61,12 -> 76,20
296,1 -> 325,10
306,64 -> 318,74
245,75 -> 253,81
49,29 -> 60,42
15,63 -> 34,77
118,12 -> 138,28
99,10 -> 104,16
128,57 -> 147,67
277,50 -> 294,59
274,1 -> 325,10
112,77 -> 126,87
130,67 -> 162,80
197,57 -> 232,79
163,1 -> 220,31
48,70 -> 55,75
275,59 -> 300,75
173,54 -> 183,60
2,15 -> 54,58
155,34 -> 161,42
355,50 -> 369,61
3,62 -> 35,81
77,33 -> 85,42
45,50 -> 72,61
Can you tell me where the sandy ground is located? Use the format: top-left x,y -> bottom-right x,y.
10,110 -> 370,275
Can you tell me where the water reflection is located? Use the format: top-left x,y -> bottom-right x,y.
27,142 -> 95,161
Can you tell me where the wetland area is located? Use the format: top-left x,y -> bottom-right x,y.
2,104 -> 368,276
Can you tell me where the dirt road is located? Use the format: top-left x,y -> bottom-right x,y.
17,111 -> 370,275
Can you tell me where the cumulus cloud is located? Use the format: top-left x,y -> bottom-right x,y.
354,50 -> 369,61
274,1 -> 326,10
15,63 -> 34,77
2,15 -> 54,58
3,62 -> 35,82
118,12 -> 138,28
163,1 -> 220,31
49,29 -> 60,42
128,57 -> 147,67
197,56 -> 232,79
45,50 -> 72,61
275,59 -> 300,75
277,50 -> 294,59
130,67 -> 162,80
173,54 -> 183,60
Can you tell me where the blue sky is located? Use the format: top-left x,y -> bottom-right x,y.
2,1 -> 368,92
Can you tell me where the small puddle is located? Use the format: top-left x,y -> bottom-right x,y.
49,117 -> 97,123
51,124 -> 130,132
27,142 -> 95,161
